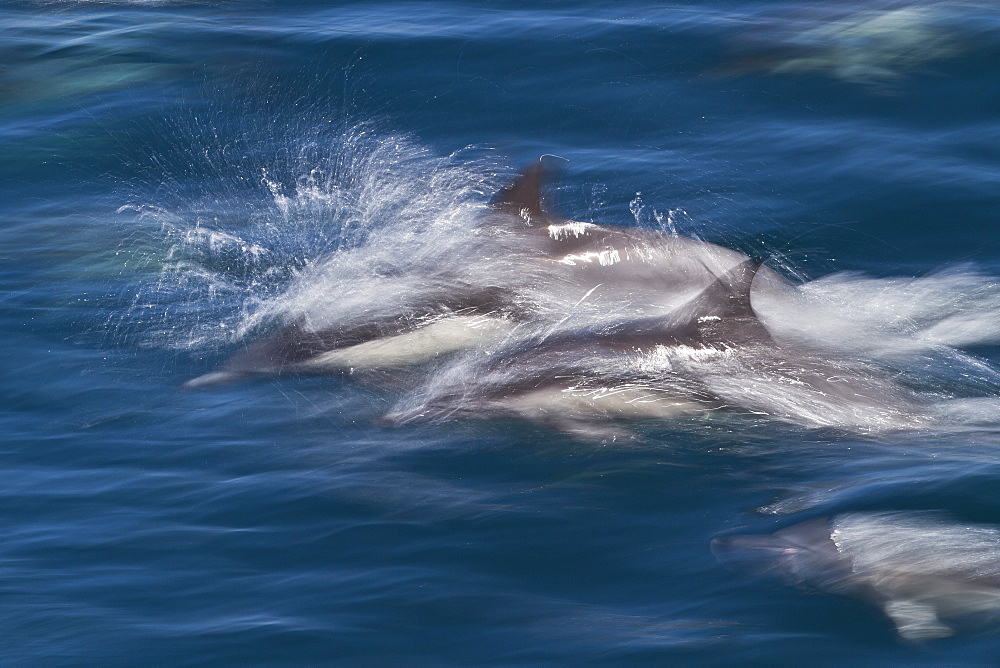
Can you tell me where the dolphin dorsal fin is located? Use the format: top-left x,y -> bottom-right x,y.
701,259 -> 761,319
593,259 -> 774,351
672,259 -> 773,346
490,159 -> 549,225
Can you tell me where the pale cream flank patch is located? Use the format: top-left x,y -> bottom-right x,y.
302,315 -> 515,370
500,384 -> 706,421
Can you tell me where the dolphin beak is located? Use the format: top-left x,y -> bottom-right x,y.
711,533 -> 821,584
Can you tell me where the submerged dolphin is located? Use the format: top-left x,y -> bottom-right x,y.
721,5 -> 962,86
384,259 -> 926,439
713,512 -> 1000,642
186,159 -> 786,388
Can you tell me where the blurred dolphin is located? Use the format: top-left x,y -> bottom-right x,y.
721,5 -> 963,86
383,259 -> 926,439
185,160 -> 787,388
712,512 -> 1000,642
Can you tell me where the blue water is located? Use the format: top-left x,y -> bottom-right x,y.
4,1 -> 1000,663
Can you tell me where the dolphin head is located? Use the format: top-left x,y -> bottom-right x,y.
712,518 -> 853,591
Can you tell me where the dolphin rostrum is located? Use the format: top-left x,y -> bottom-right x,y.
712,512 -> 1000,642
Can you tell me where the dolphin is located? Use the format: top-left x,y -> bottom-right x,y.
712,512 -> 1000,642
186,159 -> 788,388
383,259 -> 927,439
720,5 -> 962,86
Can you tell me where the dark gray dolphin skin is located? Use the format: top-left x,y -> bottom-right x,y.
713,513 -> 1000,642
186,159 -> 786,388
383,258 -> 926,439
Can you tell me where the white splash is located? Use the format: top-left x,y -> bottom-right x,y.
547,221 -> 598,240
556,249 -> 622,267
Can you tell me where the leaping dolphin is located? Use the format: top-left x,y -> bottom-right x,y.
713,512 -> 1000,642
186,159 -> 788,388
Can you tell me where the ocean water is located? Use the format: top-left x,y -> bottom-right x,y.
4,0 -> 1000,663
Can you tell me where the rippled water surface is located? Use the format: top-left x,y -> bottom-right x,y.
4,1 -> 1000,663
